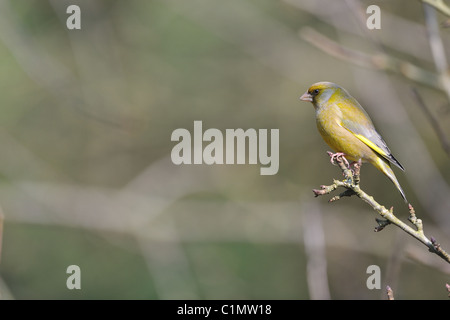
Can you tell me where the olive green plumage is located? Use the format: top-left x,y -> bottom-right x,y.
300,81 -> 407,202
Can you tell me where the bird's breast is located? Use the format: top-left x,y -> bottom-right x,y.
315,104 -> 376,162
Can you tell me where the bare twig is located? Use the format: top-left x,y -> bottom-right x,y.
411,88 -> 450,157
313,152 -> 450,265
386,286 -> 395,300
422,0 -> 450,17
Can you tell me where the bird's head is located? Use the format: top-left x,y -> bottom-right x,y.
300,82 -> 340,107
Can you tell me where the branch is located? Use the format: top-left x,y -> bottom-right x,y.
313,152 -> 450,264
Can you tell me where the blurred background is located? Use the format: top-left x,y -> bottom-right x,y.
0,0 -> 449,299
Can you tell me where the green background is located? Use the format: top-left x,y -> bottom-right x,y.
0,0 -> 449,299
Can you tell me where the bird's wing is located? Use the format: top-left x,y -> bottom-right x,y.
337,102 -> 405,171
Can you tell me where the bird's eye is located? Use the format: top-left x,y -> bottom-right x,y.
313,89 -> 320,95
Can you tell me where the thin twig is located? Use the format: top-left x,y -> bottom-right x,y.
313,153 -> 450,265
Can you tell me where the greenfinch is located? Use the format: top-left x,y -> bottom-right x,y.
300,81 -> 407,202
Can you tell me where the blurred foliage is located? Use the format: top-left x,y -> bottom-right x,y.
0,0 -> 449,299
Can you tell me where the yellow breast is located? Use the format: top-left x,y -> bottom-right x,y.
315,104 -> 377,163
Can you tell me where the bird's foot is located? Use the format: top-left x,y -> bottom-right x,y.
327,151 -> 350,168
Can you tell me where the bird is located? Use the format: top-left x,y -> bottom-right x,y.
300,81 -> 407,202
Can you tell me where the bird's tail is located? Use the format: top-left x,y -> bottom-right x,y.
374,157 -> 407,203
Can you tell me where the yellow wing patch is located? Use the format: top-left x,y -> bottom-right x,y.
353,133 -> 389,158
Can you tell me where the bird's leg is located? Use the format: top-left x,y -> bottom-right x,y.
327,151 -> 350,168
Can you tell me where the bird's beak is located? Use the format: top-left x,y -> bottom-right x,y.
300,91 -> 313,102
